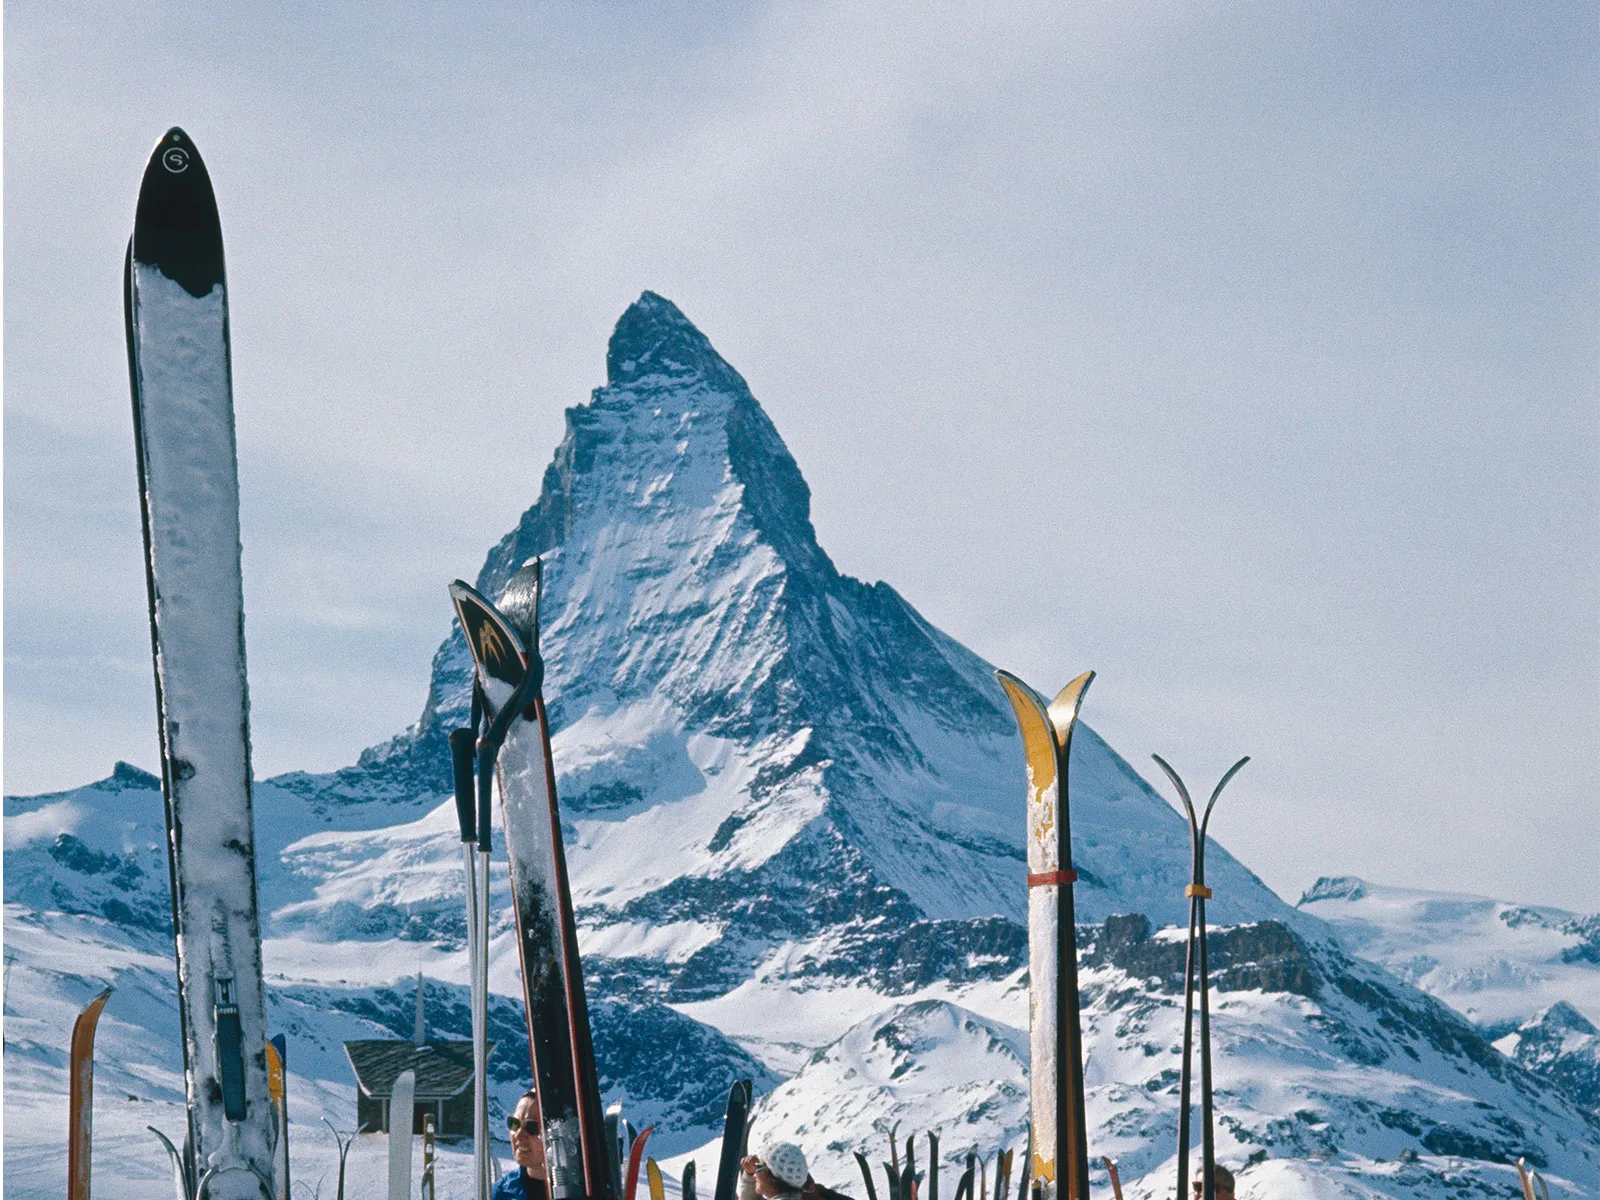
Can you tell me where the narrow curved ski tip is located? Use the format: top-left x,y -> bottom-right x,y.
449,579 -> 527,690
498,557 -> 543,649
1045,670 -> 1095,753
132,127 -> 224,299
1151,753 -> 1196,825
996,671 -> 1057,797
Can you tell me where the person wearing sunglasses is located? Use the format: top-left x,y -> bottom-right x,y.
494,1091 -> 549,1200
1190,1165 -> 1235,1200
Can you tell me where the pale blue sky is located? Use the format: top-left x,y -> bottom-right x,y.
5,2 -> 1596,910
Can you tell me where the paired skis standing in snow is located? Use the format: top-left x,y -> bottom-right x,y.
996,669 -> 1096,1200
999,666 -> 1255,1200
450,562 -> 616,1200
1150,756 -> 1248,1200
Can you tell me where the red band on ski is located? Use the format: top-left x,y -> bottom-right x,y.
1185,884 -> 1213,899
1028,868 -> 1078,887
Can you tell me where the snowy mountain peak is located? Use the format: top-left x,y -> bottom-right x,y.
606,291 -> 746,392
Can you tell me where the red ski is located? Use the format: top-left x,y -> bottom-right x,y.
69,988 -> 114,1200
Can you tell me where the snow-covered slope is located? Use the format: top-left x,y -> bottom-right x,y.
7,295 -> 1598,1200
1297,876 -> 1600,1119
694,915 -> 1600,1198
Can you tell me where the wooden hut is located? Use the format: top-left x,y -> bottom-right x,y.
343,974 -> 492,1137
344,1038 -> 487,1136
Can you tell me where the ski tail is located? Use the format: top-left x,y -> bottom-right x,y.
646,1160 -> 665,1200
69,988 -> 114,1200
683,1162 -> 698,1200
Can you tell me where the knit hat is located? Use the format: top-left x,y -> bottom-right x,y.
757,1141 -> 809,1190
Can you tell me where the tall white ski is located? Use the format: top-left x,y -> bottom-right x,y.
124,126 -> 274,1200
389,1069 -> 417,1200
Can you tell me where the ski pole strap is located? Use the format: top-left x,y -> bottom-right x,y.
1027,868 -> 1077,887
1185,884 -> 1213,898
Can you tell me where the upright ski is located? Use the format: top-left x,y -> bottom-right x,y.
69,988 -> 114,1200
682,1161 -> 697,1200
389,1069 -> 416,1200
125,126 -> 273,1200
450,561 -> 613,1200
710,1079 -> 753,1200
1098,1160 -> 1121,1200
1151,755 -> 1248,1200
996,670 -> 1095,1200
625,1126 -> 656,1200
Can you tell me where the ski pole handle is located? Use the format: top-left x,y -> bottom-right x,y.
450,729 -> 477,844
476,743 -> 495,851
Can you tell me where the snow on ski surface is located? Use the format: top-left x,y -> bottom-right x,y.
8,294 -> 1600,1199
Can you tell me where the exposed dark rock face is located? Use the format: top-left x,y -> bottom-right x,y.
1504,1002 -> 1600,1116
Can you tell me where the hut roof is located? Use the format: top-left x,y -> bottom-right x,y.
343,1040 -> 492,1100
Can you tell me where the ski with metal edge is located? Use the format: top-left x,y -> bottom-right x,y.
710,1079 -> 753,1200
450,560 -> 612,1200
625,1125 -> 656,1200
646,1161 -> 665,1200
1151,754 -> 1247,1200
125,126 -> 273,1200
996,669 -> 1095,1200
682,1161 -> 697,1200
69,987 -> 114,1200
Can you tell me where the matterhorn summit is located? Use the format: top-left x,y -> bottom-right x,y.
328,291 -> 1290,1003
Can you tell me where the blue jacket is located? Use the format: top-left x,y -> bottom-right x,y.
494,1168 -> 549,1200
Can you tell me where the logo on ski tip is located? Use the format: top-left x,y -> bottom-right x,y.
478,622 -> 510,664
162,146 -> 190,173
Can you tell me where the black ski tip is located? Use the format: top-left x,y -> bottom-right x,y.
449,579 -> 527,689
132,127 -> 224,299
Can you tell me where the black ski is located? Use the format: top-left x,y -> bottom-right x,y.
1151,755 -> 1248,1200
450,561 -> 612,1200
711,1080 -> 753,1200
125,126 -> 274,1200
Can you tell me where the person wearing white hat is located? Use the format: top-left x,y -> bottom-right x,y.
741,1141 -> 810,1199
